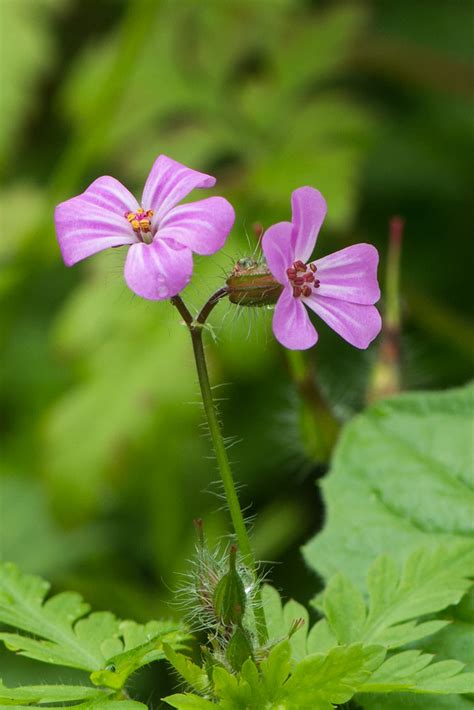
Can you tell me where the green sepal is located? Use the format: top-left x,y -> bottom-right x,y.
226,259 -> 283,307
226,625 -> 254,672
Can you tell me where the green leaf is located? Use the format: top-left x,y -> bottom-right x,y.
261,584 -> 284,642
163,643 -> 209,694
212,665 -> 251,706
0,563 -> 188,688
306,620 -> 337,655
360,694 -> 474,710
259,641 -> 291,700
283,644 -> 386,709
363,547 -> 473,645
0,679 -> 104,704
0,562 -> 107,671
164,643 -> 289,709
323,574 -> 367,645
261,585 -> 310,661
89,621 -> 189,690
239,658 -> 261,696
304,384 -> 474,588
418,613 -> 474,674
358,650 -> 474,694
305,385 -> 474,709
318,547 -> 474,701
321,546 -> 473,649
1,700 -> 145,710
163,695 -> 215,710
85,704 -> 147,709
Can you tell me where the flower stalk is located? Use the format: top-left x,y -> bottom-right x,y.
286,349 -> 339,462
171,292 -> 268,644
368,216 -> 404,402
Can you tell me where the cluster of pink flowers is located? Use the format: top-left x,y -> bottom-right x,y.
55,155 -> 381,350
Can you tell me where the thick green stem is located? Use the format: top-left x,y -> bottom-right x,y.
172,294 -> 268,643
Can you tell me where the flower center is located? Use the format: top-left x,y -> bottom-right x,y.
124,208 -> 154,244
286,260 -> 320,298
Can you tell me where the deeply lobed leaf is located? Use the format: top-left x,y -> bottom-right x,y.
0,563 -> 188,689
320,545 -> 473,650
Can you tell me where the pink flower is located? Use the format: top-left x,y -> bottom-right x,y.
55,155 -> 235,300
262,187 -> 381,350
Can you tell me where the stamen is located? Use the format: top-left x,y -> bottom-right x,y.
287,259 -> 321,298
124,208 -> 154,241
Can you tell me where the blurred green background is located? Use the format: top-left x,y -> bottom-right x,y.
1,0 -> 473,698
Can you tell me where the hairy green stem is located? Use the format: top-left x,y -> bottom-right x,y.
171,292 -> 268,644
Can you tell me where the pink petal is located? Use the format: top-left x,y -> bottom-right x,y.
262,221 -> 294,284
312,243 -> 380,304
272,286 -> 318,350
158,197 -> 235,255
55,177 -> 139,266
304,294 -> 382,349
124,238 -> 193,300
291,187 -> 327,263
141,155 -> 216,222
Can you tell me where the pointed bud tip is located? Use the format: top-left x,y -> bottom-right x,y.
252,222 -> 264,239
193,518 -> 205,547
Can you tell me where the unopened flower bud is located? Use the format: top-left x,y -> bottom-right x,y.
226,258 -> 282,307
252,222 -> 264,239
213,546 -> 247,625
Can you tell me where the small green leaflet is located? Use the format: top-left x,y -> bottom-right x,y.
320,544 -> 473,648
316,547 -> 474,696
262,583 -> 338,656
0,563 -> 189,689
0,705 -> 146,710
0,680 -> 103,704
261,584 -> 310,661
360,694 -> 474,710
162,696 -> 215,710
283,643 -> 385,709
358,650 -> 474,694
163,643 -> 210,694
89,620 -> 189,690
0,676 -> 145,709
163,642 -> 292,709
163,641 -> 386,709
